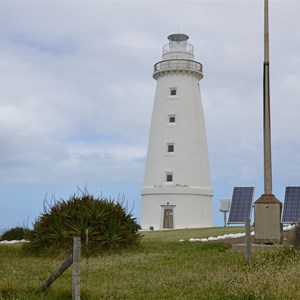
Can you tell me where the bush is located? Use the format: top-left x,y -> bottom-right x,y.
0,227 -> 31,241
25,192 -> 141,254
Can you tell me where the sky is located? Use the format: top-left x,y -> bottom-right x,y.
1,0 -> 300,231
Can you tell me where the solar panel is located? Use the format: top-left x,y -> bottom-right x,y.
228,187 -> 254,224
282,186 -> 300,224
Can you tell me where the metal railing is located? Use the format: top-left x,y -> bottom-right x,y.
153,59 -> 203,75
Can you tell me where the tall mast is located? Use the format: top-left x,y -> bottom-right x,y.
254,0 -> 283,245
263,0 -> 272,195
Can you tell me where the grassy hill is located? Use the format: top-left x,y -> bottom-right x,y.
1,226 -> 299,299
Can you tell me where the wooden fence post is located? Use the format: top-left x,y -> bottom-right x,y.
85,229 -> 89,297
36,255 -> 73,293
245,219 -> 252,264
72,237 -> 81,300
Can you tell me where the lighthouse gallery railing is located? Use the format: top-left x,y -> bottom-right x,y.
153,59 -> 203,74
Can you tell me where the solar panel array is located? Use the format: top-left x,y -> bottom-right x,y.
228,187 -> 255,224
282,186 -> 300,224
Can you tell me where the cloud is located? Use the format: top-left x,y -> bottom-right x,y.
0,1 -> 300,228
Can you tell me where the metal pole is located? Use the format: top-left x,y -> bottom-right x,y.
72,237 -> 81,300
224,211 -> 227,227
245,219 -> 252,264
264,0 -> 269,63
263,0 -> 272,195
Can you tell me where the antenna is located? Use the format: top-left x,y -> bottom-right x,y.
263,0 -> 272,195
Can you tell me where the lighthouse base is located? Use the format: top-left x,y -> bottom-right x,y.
140,187 -> 213,230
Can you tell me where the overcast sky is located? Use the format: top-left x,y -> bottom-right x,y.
1,0 -> 299,230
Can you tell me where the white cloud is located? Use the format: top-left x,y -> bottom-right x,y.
0,1 -> 300,228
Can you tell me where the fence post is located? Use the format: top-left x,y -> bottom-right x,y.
245,219 -> 252,264
36,256 -> 73,293
85,229 -> 89,297
72,237 -> 81,300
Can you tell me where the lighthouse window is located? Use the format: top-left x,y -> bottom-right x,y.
167,144 -> 174,153
170,88 -> 177,96
169,115 -> 176,123
166,173 -> 173,182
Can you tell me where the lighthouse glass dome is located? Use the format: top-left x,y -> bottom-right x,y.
140,34 -> 213,230
163,33 -> 194,57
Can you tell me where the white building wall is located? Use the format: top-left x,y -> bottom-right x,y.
143,73 -> 211,188
140,193 -> 212,230
141,34 -> 213,230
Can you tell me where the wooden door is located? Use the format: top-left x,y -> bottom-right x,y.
163,209 -> 174,228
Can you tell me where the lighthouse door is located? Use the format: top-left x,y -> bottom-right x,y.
163,209 -> 174,228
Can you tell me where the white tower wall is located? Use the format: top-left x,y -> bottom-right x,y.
141,34 -> 213,230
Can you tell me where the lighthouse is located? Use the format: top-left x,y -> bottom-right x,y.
140,33 -> 213,230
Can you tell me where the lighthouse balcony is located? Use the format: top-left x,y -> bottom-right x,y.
153,59 -> 203,79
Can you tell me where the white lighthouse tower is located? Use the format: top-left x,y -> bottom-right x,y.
141,33 -> 213,230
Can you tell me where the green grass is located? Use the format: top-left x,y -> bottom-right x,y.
1,227 -> 300,299
141,226 -> 245,242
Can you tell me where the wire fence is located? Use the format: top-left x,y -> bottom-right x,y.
34,233 -> 94,299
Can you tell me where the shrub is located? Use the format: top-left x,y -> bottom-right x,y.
0,227 -> 31,241
25,192 -> 141,254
